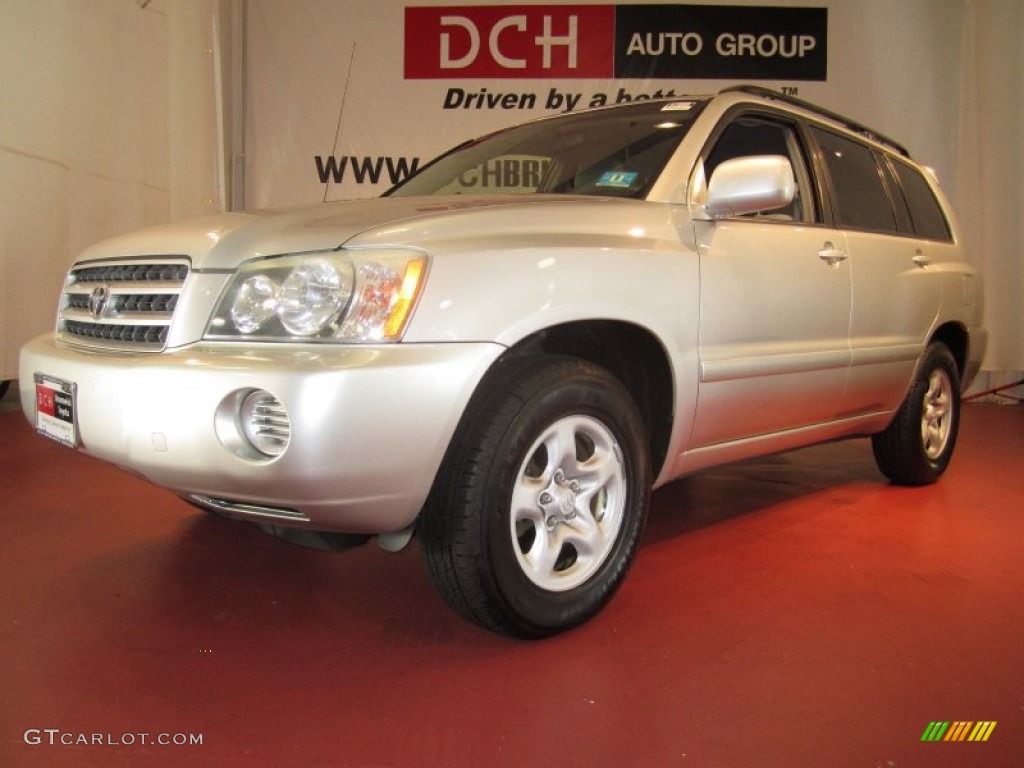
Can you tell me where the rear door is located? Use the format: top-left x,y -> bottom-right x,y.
809,127 -> 942,417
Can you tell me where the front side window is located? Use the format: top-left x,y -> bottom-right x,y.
703,115 -> 817,223
812,127 -> 898,233
389,100 -> 706,199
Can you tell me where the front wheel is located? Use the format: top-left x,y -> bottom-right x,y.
871,342 -> 961,485
419,356 -> 651,638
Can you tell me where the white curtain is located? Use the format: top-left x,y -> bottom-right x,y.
957,0 -> 1023,395
0,0 -> 224,382
2,0 -> 1019,393
243,0 -> 1021,387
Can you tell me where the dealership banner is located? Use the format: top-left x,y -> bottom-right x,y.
614,4 -> 826,80
246,0 -> 959,210
405,5 -> 827,81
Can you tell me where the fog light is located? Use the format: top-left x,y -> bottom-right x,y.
215,389 -> 290,461
237,390 -> 291,457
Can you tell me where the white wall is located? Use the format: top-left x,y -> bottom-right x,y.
1,0 -> 1019,384
245,0 -> 967,206
244,0 -> 1021,378
0,0 -> 223,381
956,0 -> 1023,381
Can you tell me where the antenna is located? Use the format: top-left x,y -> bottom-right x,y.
324,43 -> 357,202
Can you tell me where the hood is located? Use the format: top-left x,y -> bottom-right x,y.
76,195 -> 624,270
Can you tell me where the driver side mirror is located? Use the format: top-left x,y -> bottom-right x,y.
699,155 -> 796,220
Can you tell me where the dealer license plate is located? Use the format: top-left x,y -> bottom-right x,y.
34,374 -> 79,448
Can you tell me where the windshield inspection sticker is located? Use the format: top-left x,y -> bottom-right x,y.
596,171 -> 639,188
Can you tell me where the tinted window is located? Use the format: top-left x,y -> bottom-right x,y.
879,156 -> 913,233
891,159 -> 953,241
704,116 -> 816,222
812,127 -> 897,233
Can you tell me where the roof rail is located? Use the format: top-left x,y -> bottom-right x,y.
719,85 -> 910,157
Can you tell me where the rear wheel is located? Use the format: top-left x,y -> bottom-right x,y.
871,342 -> 961,485
420,356 -> 650,638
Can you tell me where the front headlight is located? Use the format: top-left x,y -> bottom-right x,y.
277,260 -> 352,336
206,249 -> 428,342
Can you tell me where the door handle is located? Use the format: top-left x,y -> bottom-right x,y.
818,242 -> 848,267
912,250 -> 931,268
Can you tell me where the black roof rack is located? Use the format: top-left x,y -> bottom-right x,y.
720,85 -> 910,157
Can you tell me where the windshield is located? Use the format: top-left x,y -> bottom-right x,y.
388,99 -> 707,199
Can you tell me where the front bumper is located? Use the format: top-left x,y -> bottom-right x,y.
20,336 -> 504,533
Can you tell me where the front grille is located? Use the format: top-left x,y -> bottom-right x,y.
58,257 -> 189,352
66,293 -> 180,314
72,263 -> 189,283
64,320 -> 169,346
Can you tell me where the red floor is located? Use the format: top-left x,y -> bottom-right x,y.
1,401 -> 1021,767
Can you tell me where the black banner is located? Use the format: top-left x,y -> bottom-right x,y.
614,5 -> 828,81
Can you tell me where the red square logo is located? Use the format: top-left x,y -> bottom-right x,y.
405,5 -> 614,78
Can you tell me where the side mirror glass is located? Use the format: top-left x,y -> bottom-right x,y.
703,155 -> 796,219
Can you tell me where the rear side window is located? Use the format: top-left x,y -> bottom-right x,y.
891,159 -> 953,242
811,127 -> 897,233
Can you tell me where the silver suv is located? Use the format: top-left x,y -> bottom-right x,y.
21,87 -> 986,637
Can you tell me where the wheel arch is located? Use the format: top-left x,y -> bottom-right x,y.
929,321 -> 969,383
497,320 -> 675,477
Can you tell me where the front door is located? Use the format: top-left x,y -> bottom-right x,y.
688,113 -> 852,448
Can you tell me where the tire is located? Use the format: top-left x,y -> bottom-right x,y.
420,356 -> 651,638
0,380 -> 10,400
871,342 -> 961,486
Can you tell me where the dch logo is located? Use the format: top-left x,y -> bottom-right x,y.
405,5 -> 614,79
439,14 -> 578,70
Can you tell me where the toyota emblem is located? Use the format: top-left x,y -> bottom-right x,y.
88,285 -> 111,319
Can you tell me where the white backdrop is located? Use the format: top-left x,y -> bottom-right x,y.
247,0 -> 966,208
0,0 -> 224,382
955,0 -> 1023,387
1,0 -> 1019,386
244,0 -> 1020,380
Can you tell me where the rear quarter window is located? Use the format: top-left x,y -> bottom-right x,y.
891,159 -> 953,242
